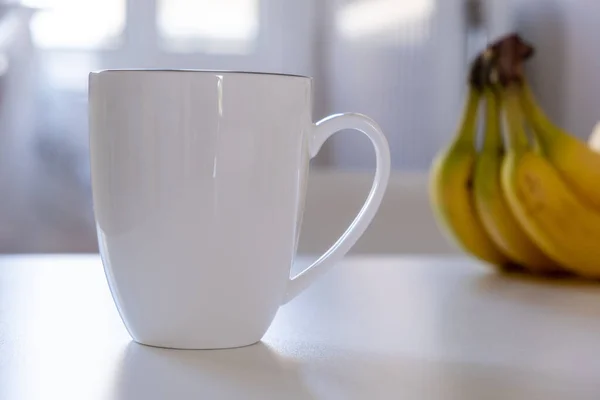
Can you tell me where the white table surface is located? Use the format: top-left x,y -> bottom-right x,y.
1,255 -> 600,399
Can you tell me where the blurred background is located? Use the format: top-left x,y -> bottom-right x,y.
0,0 -> 597,255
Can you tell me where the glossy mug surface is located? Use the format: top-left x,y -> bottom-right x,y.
89,70 -> 391,349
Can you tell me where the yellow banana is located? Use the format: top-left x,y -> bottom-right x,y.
519,81 -> 600,209
429,87 -> 511,268
473,89 -> 559,274
501,85 -> 600,278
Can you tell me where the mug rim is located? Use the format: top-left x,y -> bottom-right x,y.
90,69 -> 311,79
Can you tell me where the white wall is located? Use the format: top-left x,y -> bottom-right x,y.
321,0 -> 469,171
517,0 -> 600,141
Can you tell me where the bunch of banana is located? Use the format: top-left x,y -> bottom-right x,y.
429,85 -> 516,272
474,88 -> 559,274
430,32 -> 600,279
500,82 -> 600,278
429,83 -> 556,274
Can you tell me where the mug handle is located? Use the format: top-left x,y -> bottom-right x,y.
283,112 -> 391,304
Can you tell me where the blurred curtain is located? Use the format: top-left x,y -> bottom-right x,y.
322,0 -> 467,170
0,3 -> 39,252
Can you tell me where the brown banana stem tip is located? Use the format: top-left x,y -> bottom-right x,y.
469,33 -> 535,89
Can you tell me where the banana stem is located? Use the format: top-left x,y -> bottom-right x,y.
482,88 -> 503,152
502,86 -> 529,153
454,86 -> 482,147
519,81 -> 559,142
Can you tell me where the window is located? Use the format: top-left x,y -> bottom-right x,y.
22,0 -> 125,49
157,0 -> 259,53
336,0 -> 434,43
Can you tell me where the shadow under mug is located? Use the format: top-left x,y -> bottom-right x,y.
89,69 -> 391,349
114,342 -> 317,399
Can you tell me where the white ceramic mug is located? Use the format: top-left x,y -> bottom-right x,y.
89,70 -> 391,349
